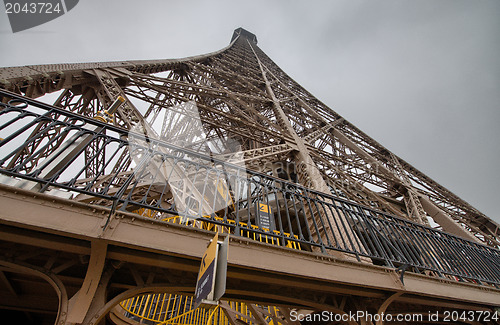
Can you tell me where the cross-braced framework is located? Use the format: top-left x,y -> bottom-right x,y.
1,28 -> 500,325
1,28 -> 498,248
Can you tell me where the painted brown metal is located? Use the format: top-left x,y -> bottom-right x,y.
0,185 -> 498,307
0,28 -> 499,324
0,29 -> 497,248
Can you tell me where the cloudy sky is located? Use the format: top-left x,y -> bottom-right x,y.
1,0 -> 499,223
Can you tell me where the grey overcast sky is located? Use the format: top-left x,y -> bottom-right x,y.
1,0 -> 499,223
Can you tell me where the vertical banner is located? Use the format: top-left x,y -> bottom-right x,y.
194,233 -> 219,308
194,233 -> 229,308
258,202 -> 274,230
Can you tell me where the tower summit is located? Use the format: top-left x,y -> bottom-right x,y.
231,27 -> 258,44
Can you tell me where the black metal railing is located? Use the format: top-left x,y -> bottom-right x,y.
0,89 -> 499,286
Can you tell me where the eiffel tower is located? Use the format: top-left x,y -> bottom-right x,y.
0,28 -> 498,325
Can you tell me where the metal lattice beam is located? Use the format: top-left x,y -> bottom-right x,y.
0,28 -> 498,248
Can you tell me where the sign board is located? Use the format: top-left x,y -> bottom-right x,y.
194,233 -> 219,307
257,202 -> 274,230
213,235 -> 229,301
194,233 -> 229,308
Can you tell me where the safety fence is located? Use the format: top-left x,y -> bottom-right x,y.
0,89 -> 499,287
120,293 -> 284,325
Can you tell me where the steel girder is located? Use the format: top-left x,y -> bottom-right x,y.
0,28 -> 498,249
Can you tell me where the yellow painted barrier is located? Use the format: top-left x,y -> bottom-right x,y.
125,206 -> 297,324
120,294 -> 287,325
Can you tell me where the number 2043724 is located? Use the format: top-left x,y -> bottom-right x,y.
5,2 -> 62,14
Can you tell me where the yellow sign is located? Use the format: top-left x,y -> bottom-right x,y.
259,203 -> 271,214
198,232 -> 219,280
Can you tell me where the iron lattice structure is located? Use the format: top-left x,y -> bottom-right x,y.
1,27 -> 500,325
1,28 -> 497,248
